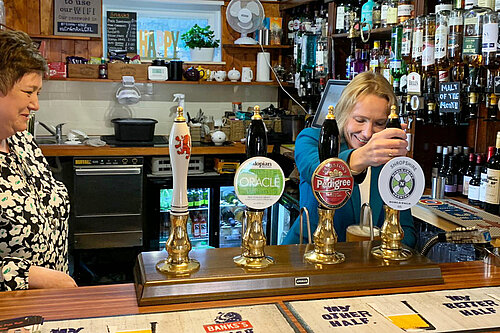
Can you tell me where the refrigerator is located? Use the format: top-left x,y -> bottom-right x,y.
145,175 -> 299,250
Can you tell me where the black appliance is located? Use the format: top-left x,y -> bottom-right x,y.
73,156 -> 144,249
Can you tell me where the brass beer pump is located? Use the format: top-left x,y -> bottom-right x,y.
156,107 -> 200,274
304,106 -> 348,265
233,106 -> 275,269
371,105 -> 413,261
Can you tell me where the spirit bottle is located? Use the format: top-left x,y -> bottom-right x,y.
448,8 -> 465,81
361,0 -> 375,31
435,11 -> 450,82
335,2 -> 348,34
373,0 -> 382,28
436,0 -> 453,13
386,105 -> 402,128
386,0 -> 399,26
318,106 -> 340,161
370,40 -> 382,72
391,26 -> 406,95
381,0 -> 389,26
482,10 -> 499,70
463,6 -> 492,68
397,0 -> 413,23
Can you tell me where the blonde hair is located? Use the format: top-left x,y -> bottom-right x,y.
0,30 -> 47,95
334,72 -> 395,141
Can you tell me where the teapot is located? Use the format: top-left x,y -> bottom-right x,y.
183,67 -> 203,81
211,130 -> 226,146
228,68 -> 241,82
196,66 -> 209,80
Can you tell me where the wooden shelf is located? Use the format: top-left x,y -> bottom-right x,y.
223,44 -> 292,49
279,0 -> 317,10
46,77 -> 286,86
30,34 -> 101,41
331,27 -> 392,39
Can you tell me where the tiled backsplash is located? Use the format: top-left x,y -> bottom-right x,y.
37,81 -> 278,136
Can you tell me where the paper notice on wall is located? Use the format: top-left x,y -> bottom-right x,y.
286,298 -> 405,332
41,304 -> 296,333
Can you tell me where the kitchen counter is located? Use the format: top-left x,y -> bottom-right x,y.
40,142 -> 273,157
0,261 -> 499,331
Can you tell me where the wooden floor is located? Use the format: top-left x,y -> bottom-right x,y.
0,261 -> 499,332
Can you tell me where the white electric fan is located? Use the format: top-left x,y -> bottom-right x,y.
226,0 -> 265,45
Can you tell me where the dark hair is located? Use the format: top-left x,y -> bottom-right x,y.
0,30 -> 48,95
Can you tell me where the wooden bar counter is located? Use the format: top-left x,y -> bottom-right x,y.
0,261 -> 499,331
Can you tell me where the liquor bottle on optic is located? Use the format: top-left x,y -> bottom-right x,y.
372,0 -> 382,28
448,8 -> 465,82
436,0 -> 453,13
397,0 -> 414,23
463,6 -> 491,68
468,153 -> 484,206
386,0 -> 399,27
435,11 -> 450,83
318,105 -> 340,161
390,25 -> 406,95
485,93 -> 498,121
462,152 -> 476,197
370,40 -> 382,73
335,1 -> 348,34
245,105 -> 268,158
485,131 -> 500,214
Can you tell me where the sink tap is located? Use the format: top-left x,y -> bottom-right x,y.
38,122 -> 65,144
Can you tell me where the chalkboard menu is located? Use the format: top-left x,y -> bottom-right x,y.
54,0 -> 101,38
438,82 -> 461,113
107,11 -> 137,53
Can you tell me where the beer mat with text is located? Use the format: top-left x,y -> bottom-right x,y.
417,196 -> 500,238
40,304 -> 298,333
286,286 -> 500,333
0,315 -> 44,333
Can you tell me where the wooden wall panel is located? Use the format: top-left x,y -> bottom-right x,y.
5,0 -> 28,31
27,0 -> 41,35
74,40 -> 90,59
60,39 -> 75,62
88,40 -> 103,58
46,39 -> 62,62
466,105 -> 500,155
40,0 -> 54,35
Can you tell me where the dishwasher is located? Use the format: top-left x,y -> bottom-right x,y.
73,157 -> 144,249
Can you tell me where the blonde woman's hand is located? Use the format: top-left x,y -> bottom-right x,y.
29,265 -> 78,289
349,127 -> 408,173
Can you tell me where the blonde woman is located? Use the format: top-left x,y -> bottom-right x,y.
0,30 -> 77,290
283,72 -> 416,246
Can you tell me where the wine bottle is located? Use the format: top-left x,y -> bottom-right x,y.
445,149 -> 458,196
479,146 -> 495,208
432,145 -> 443,178
386,104 -> 402,128
439,146 -> 450,183
485,132 -> 500,214
462,152 -> 475,196
246,105 -> 268,158
318,105 -> 340,161
468,154 -> 484,206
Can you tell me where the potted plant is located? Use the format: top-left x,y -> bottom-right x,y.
181,24 -> 220,62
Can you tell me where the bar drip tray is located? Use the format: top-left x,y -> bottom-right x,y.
101,135 -> 168,147
134,242 -> 443,306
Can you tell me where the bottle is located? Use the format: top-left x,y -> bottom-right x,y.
462,152 -> 476,196
448,8 -> 465,81
336,2 -> 347,34
422,14 -> 437,75
200,215 -> 208,237
0,0 -> 5,27
352,48 -> 364,77
203,188 -> 209,207
381,40 -> 393,83
432,145 -> 443,178
439,146 -> 450,187
397,0 -> 413,23
98,58 -> 108,79
373,0 -> 382,28
193,216 -> 200,237
468,154 -> 484,206
346,39 -> 356,79
478,0 -> 494,9
435,11 -> 450,82
456,146 -> 465,193
318,105 -> 340,161
480,146 -> 495,208
386,0 -> 399,26
482,10 -> 499,70
386,105 -> 402,128
401,18 -> 413,64
436,0 -> 453,13
444,149 -> 458,196
486,93 -> 498,121
188,189 -> 194,208
361,0 -> 375,31
370,40 -> 382,72
463,6 -> 492,68
390,25 -> 406,94
245,105 -> 268,158
381,0 -> 389,26
485,131 -> 500,214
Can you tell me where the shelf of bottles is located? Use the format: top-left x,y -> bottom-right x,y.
431,130 -> 500,216
284,2 -> 330,116
159,188 -> 210,248
334,0 -> 500,127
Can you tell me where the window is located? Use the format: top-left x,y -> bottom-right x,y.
103,0 -> 223,62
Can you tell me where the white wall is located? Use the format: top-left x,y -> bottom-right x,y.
37,80 -> 278,136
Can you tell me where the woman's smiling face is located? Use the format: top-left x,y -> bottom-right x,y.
343,94 -> 389,149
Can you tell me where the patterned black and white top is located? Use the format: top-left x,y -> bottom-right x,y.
0,131 -> 70,291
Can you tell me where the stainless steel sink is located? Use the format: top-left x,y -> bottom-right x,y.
35,136 -> 64,145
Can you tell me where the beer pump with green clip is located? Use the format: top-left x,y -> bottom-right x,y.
156,106 -> 200,274
304,105 -> 353,264
233,105 -> 285,269
371,105 -> 425,261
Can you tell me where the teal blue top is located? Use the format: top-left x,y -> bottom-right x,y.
282,127 -> 416,247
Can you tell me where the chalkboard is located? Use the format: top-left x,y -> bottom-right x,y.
107,11 -> 137,53
438,82 -> 461,113
54,0 -> 101,38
